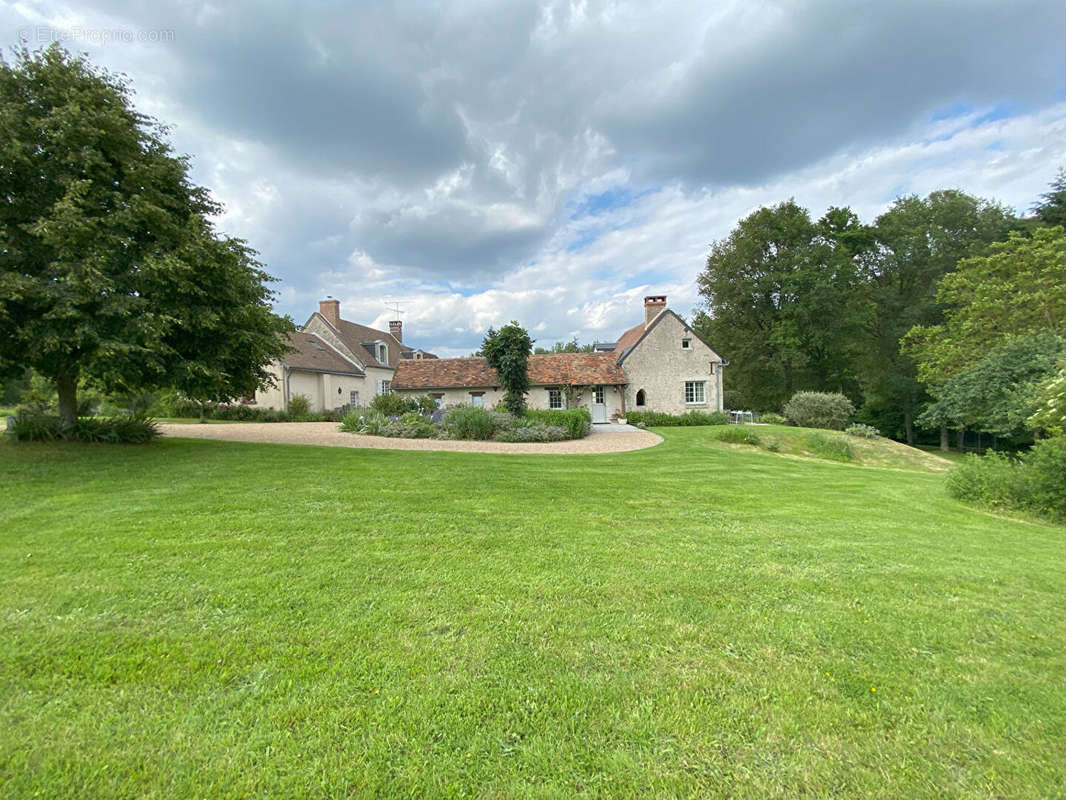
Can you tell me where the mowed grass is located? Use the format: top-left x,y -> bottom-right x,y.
1,429 -> 1062,799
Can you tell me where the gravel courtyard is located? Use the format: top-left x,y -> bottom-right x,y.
157,422 -> 662,454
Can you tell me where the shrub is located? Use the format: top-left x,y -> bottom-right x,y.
946,451 -> 1022,512
413,395 -> 439,415
339,410 -> 369,432
9,413 -> 158,444
845,423 -> 881,439
382,413 -> 438,439
370,393 -> 416,416
760,412 -> 786,425
287,394 -> 312,419
784,391 -> 855,430
523,408 -> 591,439
805,432 -> 854,461
1022,437 -> 1066,520
625,410 -> 727,428
715,426 -> 761,446
948,438 -> 1066,521
163,395 -> 214,419
494,424 -> 569,443
444,406 -> 498,440
356,412 -> 390,436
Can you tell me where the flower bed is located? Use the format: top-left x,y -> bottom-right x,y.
340,406 -> 591,442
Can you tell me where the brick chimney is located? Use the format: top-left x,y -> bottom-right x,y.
389,320 -> 403,343
319,297 -> 340,328
644,295 -> 667,327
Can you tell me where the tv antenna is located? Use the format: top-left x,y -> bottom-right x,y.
384,299 -> 406,318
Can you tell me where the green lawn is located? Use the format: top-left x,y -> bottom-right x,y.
1,429 -> 1062,798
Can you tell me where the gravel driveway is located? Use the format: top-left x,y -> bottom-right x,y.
158,422 -> 662,455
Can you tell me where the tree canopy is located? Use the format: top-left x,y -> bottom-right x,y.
481,321 -> 533,416
694,200 -> 865,411
0,45 -> 292,423
533,337 -> 594,354
917,333 -> 1066,440
903,226 -> 1066,386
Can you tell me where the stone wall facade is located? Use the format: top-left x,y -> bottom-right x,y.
621,312 -> 723,415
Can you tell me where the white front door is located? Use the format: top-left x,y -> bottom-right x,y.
591,385 -> 607,423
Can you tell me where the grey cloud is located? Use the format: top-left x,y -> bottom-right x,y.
598,0 -> 1065,184
8,0 -> 1062,291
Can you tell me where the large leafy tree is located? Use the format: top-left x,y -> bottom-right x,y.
481,321 -> 533,416
0,45 -> 292,424
903,226 -> 1066,386
694,200 -> 865,410
852,190 -> 1016,443
917,333 -> 1066,441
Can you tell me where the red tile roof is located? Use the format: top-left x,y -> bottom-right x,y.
393,353 -> 627,390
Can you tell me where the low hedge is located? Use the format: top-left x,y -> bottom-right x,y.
626,410 -> 728,427
8,413 -> 159,444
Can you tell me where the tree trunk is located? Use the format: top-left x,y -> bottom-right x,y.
56,373 -> 78,426
904,408 -> 914,445
956,427 -> 965,452
939,424 -> 949,452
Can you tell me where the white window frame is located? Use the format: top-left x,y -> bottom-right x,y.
378,379 -> 391,395
548,388 -> 563,409
377,343 -> 388,366
684,380 -> 705,404
470,393 -> 484,408
349,390 -> 359,407
593,386 -> 605,404
682,338 -> 692,350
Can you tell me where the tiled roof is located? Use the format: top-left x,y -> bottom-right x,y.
281,332 -> 365,375
328,318 -> 436,368
611,320 -> 646,359
393,353 -> 627,390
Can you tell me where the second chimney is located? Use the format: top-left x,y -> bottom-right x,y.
644,295 -> 667,327
319,298 -> 340,327
389,320 -> 403,343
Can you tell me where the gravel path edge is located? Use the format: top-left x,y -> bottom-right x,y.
157,422 -> 663,455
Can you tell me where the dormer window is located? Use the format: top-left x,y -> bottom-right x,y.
681,338 -> 691,350
377,342 -> 388,365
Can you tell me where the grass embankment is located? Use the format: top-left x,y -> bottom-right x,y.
1,429 -> 1062,798
710,424 -> 954,471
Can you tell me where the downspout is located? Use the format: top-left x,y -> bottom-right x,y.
284,367 -> 291,412
717,360 -> 729,412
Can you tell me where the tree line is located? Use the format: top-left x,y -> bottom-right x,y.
693,177 -> 1066,446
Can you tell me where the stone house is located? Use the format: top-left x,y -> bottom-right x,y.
391,353 -> 629,420
390,295 -> 725,420
255,299 -> 437,413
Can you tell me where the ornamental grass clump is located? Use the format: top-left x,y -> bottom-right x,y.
845,423 -> 881,439
443,406 -> 499,440
8,412 -> 158,444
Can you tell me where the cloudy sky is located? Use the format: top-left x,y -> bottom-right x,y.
4,0 -> 1065,355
